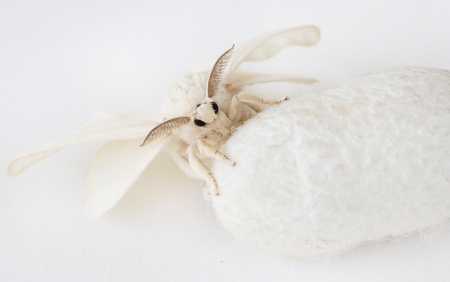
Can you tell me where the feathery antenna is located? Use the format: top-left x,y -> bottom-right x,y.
140,117 -> 190,146
207,45 -> 234,98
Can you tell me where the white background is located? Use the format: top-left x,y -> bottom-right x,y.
2,1 -> 450,281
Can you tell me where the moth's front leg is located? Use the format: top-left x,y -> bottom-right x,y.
188,147 -> 219,196
226,95 -> 241,121
227,95 -> 261,123
238,92 -> 289,105
197,137 -> 236,167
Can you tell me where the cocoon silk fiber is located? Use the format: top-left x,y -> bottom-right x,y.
212,67 -> 450,259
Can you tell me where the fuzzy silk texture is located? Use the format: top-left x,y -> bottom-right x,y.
212,67 -> 450,259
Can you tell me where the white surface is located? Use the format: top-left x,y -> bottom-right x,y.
1,1 -> 450,281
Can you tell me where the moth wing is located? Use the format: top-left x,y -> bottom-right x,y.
7,112 -> 159,176
224,25 -> 320,79
228,72 -> 318,88
86,137 -> 168,217
188,25 -> 319,74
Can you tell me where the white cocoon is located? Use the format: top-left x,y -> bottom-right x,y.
212,67 -> 450,259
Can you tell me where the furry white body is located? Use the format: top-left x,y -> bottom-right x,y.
159,71 -> 254,183
212,67 -> 450,259
147,66 -> 292,194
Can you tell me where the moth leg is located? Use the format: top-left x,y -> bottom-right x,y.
166,140 -> 199,179
188,147 -> 219,196
171,153 -> 199,179
227,95 -> 241,121
241,100 -> 262,113
197,137 -> 236,166
238,92 -> 289,105
228,95 -> 260,123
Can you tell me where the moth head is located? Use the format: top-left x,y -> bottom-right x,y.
191,98 -> 219,126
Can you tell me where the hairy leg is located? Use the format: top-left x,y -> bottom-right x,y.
227,95 -> 240,121
167,140 -> 198,179
188,147 -> 219,196
197,137 -> 235,166
227,94 -> 261,127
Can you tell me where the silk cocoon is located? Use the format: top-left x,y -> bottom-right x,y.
212,67 -> 450,259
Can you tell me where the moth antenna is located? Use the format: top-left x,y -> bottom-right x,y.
207,45 -> 234,98
140,117 -> 190,146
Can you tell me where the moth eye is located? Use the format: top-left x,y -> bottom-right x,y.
194,119 -> 206,126
211,102 -> 219,114
196,104 -> 201,108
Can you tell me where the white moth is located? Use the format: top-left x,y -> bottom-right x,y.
7,26 -> 320,217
